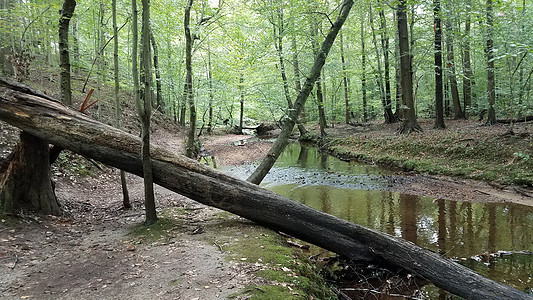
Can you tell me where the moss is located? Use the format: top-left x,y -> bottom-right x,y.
218,222 -> 335,299
127,217 -> 181,243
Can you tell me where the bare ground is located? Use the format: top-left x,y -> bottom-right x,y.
1,121 -> 532,299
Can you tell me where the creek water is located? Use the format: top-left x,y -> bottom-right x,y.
224,142 -> 533,298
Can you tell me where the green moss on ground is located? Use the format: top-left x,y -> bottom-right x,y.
220,223 -> 336,300
326,121 -> 533,186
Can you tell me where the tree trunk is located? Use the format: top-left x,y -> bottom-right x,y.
339,32 -> 351,124
434,0 -> 445,129
58,0 -> 76,106
486,0 -> 497,124
184,0 -> 199,157
369,4 -> 390,123
361,16 -> 368,122
150,33 -> 163,112
291,35 -> 307,124
462,0 -> 472,118
207,40 -> 214,134
273,10 -> 308,136
238,72 -> 244,134
397,0 -> 422,134
0,79 -> 529,300
114,0 -> 130,209
445,14 -> 464,119
379,6 -> 396,123
137,0 -> 158,225
247,0 -> 353,185
0,132 -> 59,215
311,19 -> 327,137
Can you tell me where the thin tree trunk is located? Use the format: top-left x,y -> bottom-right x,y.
207,40 -> 214,134
72,18 -> 79,73
361,15 -> 368,122
136,0 -> 158,225
238,72 -> 244,134
185,0 -> 199,157
58,0 -> 76,106
273,10 -> 308,136
340,32 -> 350,124
462,0 -> 472,117
379,5 -> 396,123
247,0 -> 353,185
150,33 -> 163,112
311,16 -> 327,137
486,0 -> 497,124
369,4 -> 388,123
444,10 -> 464,119
397,0 -> 422,133
434,0 -> 445,129
291,36 -> 307,123
113,0 -> 130,208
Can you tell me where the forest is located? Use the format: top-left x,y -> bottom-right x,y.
0,0 -> 532,299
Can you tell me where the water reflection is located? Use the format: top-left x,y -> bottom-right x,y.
260,143 -> 533,293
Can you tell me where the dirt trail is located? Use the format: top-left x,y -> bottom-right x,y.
0,131 -> 267,300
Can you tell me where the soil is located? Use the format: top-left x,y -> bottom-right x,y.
1,117 -> 532,299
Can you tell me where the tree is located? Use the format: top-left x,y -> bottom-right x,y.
396,0 -> 422,134
486,0 -> 497,124
361,13 -> 368,122
339,31 -> 351,124
378,4 -> 396,123
150,33 -> 163,111
444,2 -> 464,119
113,0 -> 131,209
184,0 -> 200,157
134,0 -> 158,225
59,0 -> 76,106
461,0 -> 473,117
248,0 -> 354,184
434,0 -> 445,129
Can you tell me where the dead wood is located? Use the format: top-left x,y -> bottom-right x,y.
0,79 -> 530,300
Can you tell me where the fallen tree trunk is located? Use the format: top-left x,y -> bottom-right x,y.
0,81 -> 529,300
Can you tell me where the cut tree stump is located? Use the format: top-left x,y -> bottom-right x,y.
0,77 -> 530,300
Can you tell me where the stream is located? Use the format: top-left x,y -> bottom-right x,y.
223,142 -> 533,298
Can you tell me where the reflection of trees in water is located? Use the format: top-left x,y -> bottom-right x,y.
297,144 -> 309,168
437,199 -> 446,255
387,193 -> 395,235
320,186 -> 331,214
399,194 -> 418,244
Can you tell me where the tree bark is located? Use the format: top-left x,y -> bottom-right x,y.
486,0 -> 497,125
379,6 -> 396,123
150,33 -> 163,112
462,0 -> 472,117
58,0 -> 76,106
311,19 -> 327,137
114,0 -> 130,208
361,15 -> 368,122
0,132 -> 59,215
0,79 -> 529,300
138,0 -> 158,225
397,0 -> 422,134
184,0 -> 199,157
444,12 -> 464,119
434,0 -> 445,129
247,0 -> 353,185
207,40 -> 214,134
339,32 -> 351,124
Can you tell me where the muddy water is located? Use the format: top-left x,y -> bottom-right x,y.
224,143 -> 533,296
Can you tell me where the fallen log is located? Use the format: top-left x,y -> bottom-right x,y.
0,81 -> 529,300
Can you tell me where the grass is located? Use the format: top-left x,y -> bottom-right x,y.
325,120 -> 533,186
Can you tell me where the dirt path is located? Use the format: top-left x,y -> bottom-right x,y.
0,131 -> 268,300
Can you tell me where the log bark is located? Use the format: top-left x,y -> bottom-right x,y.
0,80 -> 530,300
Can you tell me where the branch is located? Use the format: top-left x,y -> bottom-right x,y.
20,5 -> 52,48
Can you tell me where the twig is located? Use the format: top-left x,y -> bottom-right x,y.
474,189 -> 491,195
11,252 -> 18,269
513,187 -> 532,198
213,241 -> 224,252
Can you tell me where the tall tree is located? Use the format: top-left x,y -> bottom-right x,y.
184,0 -> 200,157
113,0 -> 131,209
248,0 -> 354,184
462,0 -> 473,117
339,31 -> 351,124
378,3 -> 396,123
58,0 -> 76,106
397,0 -> 422,133
444,2 -> 464,119
434,0 -> 445,129
486,0 -> 497,124
361,14 -> 368,122
310,13 -> 327,137
136,0 -> 158,225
